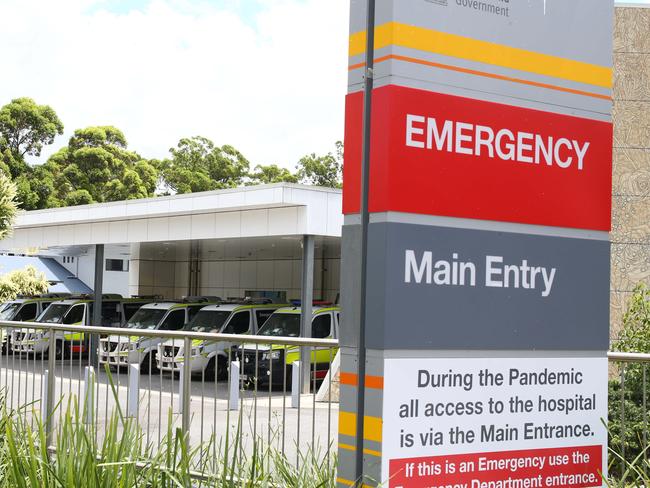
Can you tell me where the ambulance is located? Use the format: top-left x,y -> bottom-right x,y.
12,295 -> 148,357
239,302 -> 340,388
157,299 -> 286,379
99,298 -> 218,371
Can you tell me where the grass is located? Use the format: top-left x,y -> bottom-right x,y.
3,373 -> 645,487
0,368 -> 336,488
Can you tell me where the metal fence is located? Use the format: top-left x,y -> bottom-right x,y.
3,322 -> 650,483
607,351 -> 650,480
0,319 -> 339,475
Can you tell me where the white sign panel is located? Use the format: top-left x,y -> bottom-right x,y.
382,356 -> 608,487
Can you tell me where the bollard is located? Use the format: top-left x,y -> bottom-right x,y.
127,363 -> 139,419
292,361 -> 301,409
229,361 -> 239,410
83,366 -> 95,425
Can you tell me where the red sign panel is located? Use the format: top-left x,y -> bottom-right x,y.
389,445 -> 603,488
343,85 -> 613,231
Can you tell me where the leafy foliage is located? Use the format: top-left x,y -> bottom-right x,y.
249,164 -> 299,184
0,174 -> 17,237
295,141 -> 343,188
615,283 -> 650,353
1,96 -> 344,211
0,172 -> 18,240
0,98 -> 64,170
0,370 -> 337,487
0,265 -> 49,302
161,136 -> 250,194
17,126 -> 159,209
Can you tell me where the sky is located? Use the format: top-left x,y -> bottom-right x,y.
0,0 -> 646,169
0,0 -> 350,169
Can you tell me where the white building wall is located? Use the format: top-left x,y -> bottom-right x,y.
52,245 -> 131,297
130,238 -> 341,302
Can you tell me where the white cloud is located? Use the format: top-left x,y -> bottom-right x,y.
0,0 -> 350,169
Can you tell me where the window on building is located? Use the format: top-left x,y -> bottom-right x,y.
106,259 -> 129,272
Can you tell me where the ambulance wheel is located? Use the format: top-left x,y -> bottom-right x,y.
54,340 -> 65,360
141,352 -> 157,374
204,357 -> 216,381
217,356 -> 228,381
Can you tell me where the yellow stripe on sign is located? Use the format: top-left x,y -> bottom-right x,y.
338,412 -> 383,443
339,443 -> 382,461
339,411 -> 357,437
363,447 -> 382,457
338,442 -> 356,452
349,22 -> 612,89
363,415 -> 383,443
336,479 -> 375,488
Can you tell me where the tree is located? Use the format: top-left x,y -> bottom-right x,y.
0,266 -> 49,302
161,136 -> 250,194
249,164 -> 298,184
14,163 -> 60,210
0,98 -> 63,178
0,172 -> 18,240
18,126 -> 159,208
296,141 -> 343,188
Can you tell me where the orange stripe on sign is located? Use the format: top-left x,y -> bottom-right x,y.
365,375 -> 384,389
340,373 -> 384,389
340,372 -> 358,386
348,54 -> 612,102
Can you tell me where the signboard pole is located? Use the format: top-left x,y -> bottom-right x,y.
355,0 -> 376,483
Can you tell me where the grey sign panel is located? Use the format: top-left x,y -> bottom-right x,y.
348,0 -> 613,118
340,224 -> 363,349
359,222 -> 610,351
350,0 -> 613,68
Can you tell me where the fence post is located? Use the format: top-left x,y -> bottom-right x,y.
127,363 -> 139,419
83,366 -> 95,425
181,336 -> 191,438
45,330 -> 56,446
41,370 -> 49,426
229,361 -> 240,410
292,361 -> 301,409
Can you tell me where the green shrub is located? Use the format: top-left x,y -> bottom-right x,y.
0,368 -> 336,487
0,265 -> 50,302
609,283 -> 650,480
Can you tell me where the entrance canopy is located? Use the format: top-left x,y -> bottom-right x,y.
0,184 -> 343,303
1,184 -> 342,250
